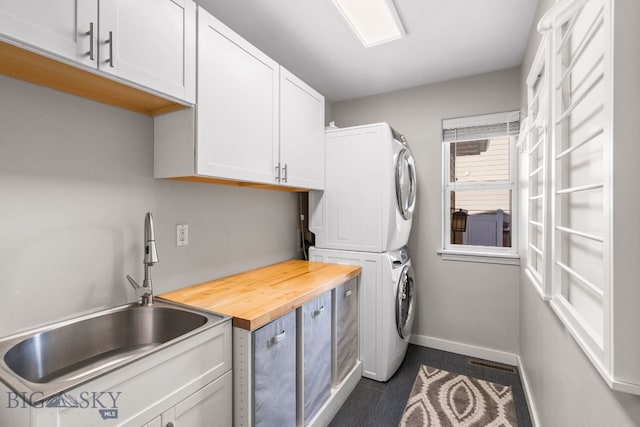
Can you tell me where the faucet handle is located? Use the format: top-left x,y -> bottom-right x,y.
126,274 -> 141,290
126,274 -> 148,297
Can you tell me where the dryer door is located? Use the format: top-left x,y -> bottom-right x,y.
395,148 -> 416,220
396,264 -> 416,339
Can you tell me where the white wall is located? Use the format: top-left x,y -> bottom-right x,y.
331,67 -> 522,356
518,0 -> 640,425
0,74 -> 299,336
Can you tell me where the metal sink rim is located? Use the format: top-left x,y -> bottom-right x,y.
0,298 -> 230,405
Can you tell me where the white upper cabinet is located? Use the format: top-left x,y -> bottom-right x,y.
0,0 -> 97,67
154,6 -> 325,191
98,0 -> 196,103
279,67 -> 325,190
196,10 -> 279,184
0,0 -> 195,104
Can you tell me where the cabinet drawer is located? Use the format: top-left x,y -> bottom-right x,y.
252,310 -> 296,427
333,278 -> 358,384
302,292 -> 332,424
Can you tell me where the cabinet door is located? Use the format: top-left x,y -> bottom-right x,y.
161,370 -> 233,427
0,0 -> 97,67
253,311 -> 296,427
334,278 -> 358,384
99,0 -> 196,102
279,66 -> 325,190
196,7 -> 279,185
302,292 -> 332,423
143,416 -> 162,427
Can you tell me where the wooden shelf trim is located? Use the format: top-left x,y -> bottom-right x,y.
0,39 -> 187,116
160,260 -> 362,331
166,176 -> 311,193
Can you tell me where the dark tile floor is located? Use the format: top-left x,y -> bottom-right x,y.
329,344 -> 532,427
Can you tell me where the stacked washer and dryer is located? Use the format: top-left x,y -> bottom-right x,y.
309,122 -> 417,382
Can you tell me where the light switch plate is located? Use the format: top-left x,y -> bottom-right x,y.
177,224 -> 189,246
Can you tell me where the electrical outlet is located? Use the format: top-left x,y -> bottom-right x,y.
177,224 -> 189,246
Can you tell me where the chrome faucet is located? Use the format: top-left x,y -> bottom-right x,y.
127,212 -> 159,305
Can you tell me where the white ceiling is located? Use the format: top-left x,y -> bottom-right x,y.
196,0 -> 539,102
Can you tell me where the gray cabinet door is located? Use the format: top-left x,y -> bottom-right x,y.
252,310 -> 296,427
303,292 -> 332,424
334,278 -> 358,384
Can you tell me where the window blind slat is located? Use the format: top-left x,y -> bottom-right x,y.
443,120 -> 520,142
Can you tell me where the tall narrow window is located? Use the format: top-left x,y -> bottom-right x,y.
441,112 -> 519,263
550,0 -> 608,358
523,34 -> 552,300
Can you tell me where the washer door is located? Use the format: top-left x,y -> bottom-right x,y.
396,264 -> 415,339
395,148 -> 416,220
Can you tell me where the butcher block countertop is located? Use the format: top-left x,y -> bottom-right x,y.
160,260 -> 361,331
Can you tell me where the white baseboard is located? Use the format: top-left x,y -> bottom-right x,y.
517,356 -> 540,427
409,334 -> 519,366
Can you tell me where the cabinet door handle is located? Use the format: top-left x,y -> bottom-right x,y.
166,423 -> 174,427
268,331 -> 286,346
275,164 -> 281,182
282,164 -> 288,183
312,306 -> 325,318
86,22 -> 95,60
344,290 -> 353,298
106,31 -> 114,67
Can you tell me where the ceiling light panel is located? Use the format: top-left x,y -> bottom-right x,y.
333,0 -> 405,47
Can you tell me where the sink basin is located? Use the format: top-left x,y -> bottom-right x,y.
0,299 -> 229,405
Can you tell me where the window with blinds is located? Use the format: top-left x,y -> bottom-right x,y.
441,112 -> 519,259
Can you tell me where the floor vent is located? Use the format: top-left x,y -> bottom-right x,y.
468,359 -> 518,375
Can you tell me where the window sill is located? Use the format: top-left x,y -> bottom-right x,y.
437,249 -> 520,266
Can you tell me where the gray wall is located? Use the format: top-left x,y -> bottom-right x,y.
518,0 -> 640,425
0,74 -> 299,336
331,67 -> 522,355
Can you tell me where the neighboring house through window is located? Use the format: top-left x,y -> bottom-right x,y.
440,111 -> 520,264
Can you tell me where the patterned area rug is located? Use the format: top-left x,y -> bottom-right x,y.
398,365 -> 518,427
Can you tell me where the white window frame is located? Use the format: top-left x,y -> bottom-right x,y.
522,34 -> 553,301
440,111 -> 520,265
547,0 -> 610,381
533,0 -> 640,396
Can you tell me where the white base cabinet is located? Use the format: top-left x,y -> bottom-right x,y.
0,319 -> 232,427
144,371 -> 232,427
